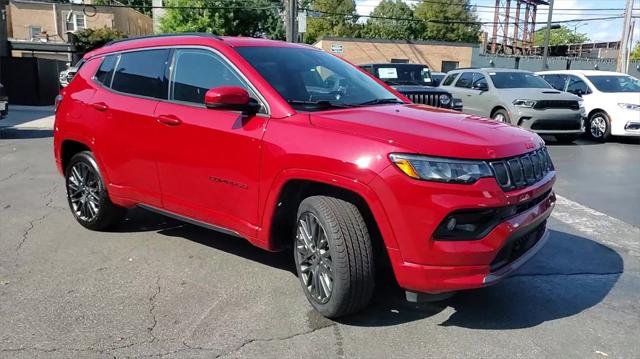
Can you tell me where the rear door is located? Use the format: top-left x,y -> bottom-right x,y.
89,49 -> 171,206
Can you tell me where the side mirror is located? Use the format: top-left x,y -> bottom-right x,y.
569,89 -> 584,97
473,83 -> 488,91
204,86 -> 260,114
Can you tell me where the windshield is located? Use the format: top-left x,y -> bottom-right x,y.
586,75 -> 640,93
489,72 -> 551,89
374,65 -> 432,86
236,47 -> 402,111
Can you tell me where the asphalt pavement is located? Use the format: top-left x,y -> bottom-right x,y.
1,108 -> 639,358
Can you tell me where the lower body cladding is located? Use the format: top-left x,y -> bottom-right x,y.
369,165 -> 556,301
515,109 -> 586,135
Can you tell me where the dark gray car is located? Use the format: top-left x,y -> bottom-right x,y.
441,68 -> 586,142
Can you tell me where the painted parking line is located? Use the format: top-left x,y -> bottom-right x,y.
553,194 -> 640,256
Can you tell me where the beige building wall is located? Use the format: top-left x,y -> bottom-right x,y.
314,37 -> 475,72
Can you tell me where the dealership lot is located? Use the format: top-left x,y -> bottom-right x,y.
1,108 -> 639,358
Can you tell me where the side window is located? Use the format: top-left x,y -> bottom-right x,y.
442,73 -> 458,86
170,49 -> 247,105
455,72 -> 473,88
94,55 -> 117,87
111,49 -> 170,99
566,75 -> 591,95
472,72 -> 487,88
541,74 -> 567,91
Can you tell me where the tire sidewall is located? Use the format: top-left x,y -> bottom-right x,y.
65,151 -> 108,229
493,109 -> 510,124
588,112 -> 610,141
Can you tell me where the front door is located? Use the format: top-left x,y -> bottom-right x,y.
154,48 -> 268,237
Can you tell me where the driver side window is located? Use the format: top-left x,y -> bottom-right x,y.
566,75 -> 591,95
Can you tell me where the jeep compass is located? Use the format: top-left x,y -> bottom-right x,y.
54,33 -> 556,318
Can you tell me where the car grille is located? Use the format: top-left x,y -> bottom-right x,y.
404,92 -> 443,107
490,220 -> 547,271
489,148 -> 554,191
534,100 -> 579,110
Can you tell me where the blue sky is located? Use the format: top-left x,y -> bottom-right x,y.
355,0 -> 639,43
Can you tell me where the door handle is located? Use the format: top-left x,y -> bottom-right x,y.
91,102 -> 109,112
156,115 -> 182,126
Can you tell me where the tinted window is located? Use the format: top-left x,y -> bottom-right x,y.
95,55 -> 116,86
171,49 -> 246,105
472,72 -> 487,88
489,72 -> 551,89
455,72 -> 473,88
586,75 -> 640,93
541,74 -> 567,91
111,49 -> 170,99
442,73 -> 458,86
374,64 -> 432,86
566,76 -> 591,95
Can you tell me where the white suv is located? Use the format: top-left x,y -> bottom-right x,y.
537,70 -> 640,141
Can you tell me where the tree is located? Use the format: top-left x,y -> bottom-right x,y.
304,0 -> 360,44
160,0 -> 284,40
71,27 -> 126,54
362,0 -> 419,40
413,0 -> 481,43
534,26 -> 588,46
631,42 -> 640,61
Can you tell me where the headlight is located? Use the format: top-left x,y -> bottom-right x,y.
513,99 -> 537,108
389,154 -> 493,184
618,103 -> 640,111
439,94 -> 451,105
579,99 -> 585,108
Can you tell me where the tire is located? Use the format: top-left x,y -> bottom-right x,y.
492,108 -> 510,124
555,134 -> 580,143
588,111 -> 611,142
293,196 -> 375,318
65,151 -> 126,230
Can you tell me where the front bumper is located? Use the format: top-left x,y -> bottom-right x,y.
513,107 -> 586,134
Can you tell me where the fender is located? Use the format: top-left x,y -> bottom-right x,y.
256,168 -> 399,251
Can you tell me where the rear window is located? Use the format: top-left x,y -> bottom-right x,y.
94,55 -> 116,87
111,49 -> 170,99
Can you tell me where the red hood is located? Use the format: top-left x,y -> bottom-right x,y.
310,104 -> 543,160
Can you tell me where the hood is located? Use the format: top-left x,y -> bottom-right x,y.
594,92 -> 640,105
310,104 -> 542,160
496,88 -> 581,101
392,85 -> 446,94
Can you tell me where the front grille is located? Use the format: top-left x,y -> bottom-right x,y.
530,119 -> 582,131
489,148 -> 554,191
534,100 -> 579,110
490,220 -> 547,271
404,92 -> 442,107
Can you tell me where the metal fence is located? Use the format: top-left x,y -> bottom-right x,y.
0,57 -> 66,106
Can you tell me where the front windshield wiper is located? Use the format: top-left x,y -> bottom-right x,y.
287,100 -> 354,109
356,98 -> 405,106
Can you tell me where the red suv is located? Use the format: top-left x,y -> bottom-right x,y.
54,33 -> 556,318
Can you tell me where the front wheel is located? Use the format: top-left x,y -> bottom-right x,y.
588,112 -> 611,141
492,108 -> 510,124
294,196 -> 375,318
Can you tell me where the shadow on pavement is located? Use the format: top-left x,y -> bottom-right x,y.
115,209 -> 623,330
0,129 -> 53,139
542,134 -> 640,146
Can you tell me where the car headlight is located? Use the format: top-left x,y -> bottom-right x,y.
579,99 -> 585,108
439,94 -> 451,105
513,99 -> 537,108
389,154 -> 493,184
618,103 -> 640,111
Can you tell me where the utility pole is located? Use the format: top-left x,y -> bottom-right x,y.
542,0 -> 554,69
285,0 -> 298,43
617,0 -> 634,73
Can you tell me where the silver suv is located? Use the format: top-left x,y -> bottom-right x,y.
441,68 -> 586,143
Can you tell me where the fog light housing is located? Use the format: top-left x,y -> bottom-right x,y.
434,209 -> 501,240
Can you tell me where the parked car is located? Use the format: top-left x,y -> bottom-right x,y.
0,82 -> 8,118
59,60 -> 84,88
54,34 -> 556,318
537,70 -> 640,141
441,68 -> 586,143
430,71 -> 446,86
359,63 -> 463,111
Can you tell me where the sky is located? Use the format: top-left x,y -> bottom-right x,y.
355,0 -> 640,43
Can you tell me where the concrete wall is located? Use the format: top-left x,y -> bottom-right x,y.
314,37 -> 477,72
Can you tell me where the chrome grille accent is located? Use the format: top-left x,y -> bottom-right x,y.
489,148 -> 554,191
405,93 -> 441,107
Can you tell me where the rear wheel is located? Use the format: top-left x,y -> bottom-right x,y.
588,111 -> 611,141
294,196 -> 375,318
65,151 -> 126,230
492,108 -> 510,124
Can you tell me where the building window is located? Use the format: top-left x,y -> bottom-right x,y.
64,11 -> 86,32
441,61 -> 459,72
29,26 -> 42,41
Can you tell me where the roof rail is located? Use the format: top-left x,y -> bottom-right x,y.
105,32 -> 222,46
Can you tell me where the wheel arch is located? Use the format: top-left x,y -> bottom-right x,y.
490,106 -> 507,118
587,108 -> 608,119
60,139 -> 91,173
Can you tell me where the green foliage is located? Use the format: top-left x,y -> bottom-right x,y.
159,0 -> 284,40
71,27 -> 127,54
304,0 -> 360,44
631,42 -> 640,61
413,0 -> 481,43
362,0 -> 419,40
534,26 -> 589,46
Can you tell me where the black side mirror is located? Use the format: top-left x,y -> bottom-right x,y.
570,89 -> 584,97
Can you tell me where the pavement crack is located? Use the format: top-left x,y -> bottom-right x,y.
214,323 -> 336,358
0,166 -> 30,183
16,214 -> 47,252
148,274 -> 161,343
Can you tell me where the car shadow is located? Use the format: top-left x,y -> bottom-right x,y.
116,209 -> 623,329
542,134 -> 640,146
0,128 -> 53,139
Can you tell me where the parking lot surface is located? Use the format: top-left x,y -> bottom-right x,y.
1,108 -> 639,358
